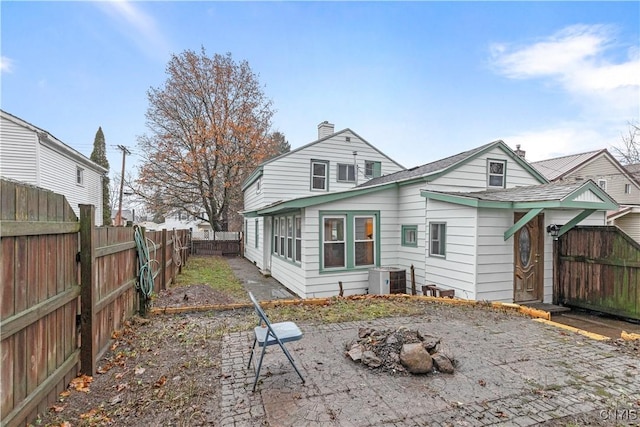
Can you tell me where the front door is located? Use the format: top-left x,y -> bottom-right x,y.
513,212 -> 543,302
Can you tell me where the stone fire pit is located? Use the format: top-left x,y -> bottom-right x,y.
345,327 -> 455,375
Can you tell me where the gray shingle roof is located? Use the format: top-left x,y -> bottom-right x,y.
358,141 -> 497,187
428,180 -> 590,203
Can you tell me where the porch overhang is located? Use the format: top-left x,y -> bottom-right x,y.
420,180 -> 618,241
252,182 -> 398,216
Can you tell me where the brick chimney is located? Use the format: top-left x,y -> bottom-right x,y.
514,144 -> 526,159
317,121 -> 335,139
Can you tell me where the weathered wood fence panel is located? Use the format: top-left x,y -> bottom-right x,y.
1,180 -> 81,427
1,180 -> 191,427
191,238 -> 242,256
556,226 -> 640,320
144,228 -> 190,292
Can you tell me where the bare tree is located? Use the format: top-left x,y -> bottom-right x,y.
611,121 -> 640,165
136,49 -> 279,231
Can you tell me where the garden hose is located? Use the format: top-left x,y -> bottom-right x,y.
134,226 -> 159,310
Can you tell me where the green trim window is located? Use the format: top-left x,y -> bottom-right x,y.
311,160 -> 329,190
245,220 -> 248,245
279,217 -> 286,256
401,225 -> 418,247
487,159 -> 506,188
295,217 -> 302,262
320,211 -> 379,270
364,161 -> 381,178
429,222 -> 446,257
273,218 -> 279,254
354,216 -> 375,266
323,216 -> 346,268
337,163 -> 355,182
287,217 -> 293,258
254,219 -> 259,248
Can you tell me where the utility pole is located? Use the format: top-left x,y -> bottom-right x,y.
115,145 -> 131,226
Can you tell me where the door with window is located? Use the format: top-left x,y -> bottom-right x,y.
513,212 -> 543,302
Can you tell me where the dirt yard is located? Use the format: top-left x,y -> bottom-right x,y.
33,284 -> 639,427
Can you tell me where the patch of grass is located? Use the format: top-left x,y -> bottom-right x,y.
174,256 -> 247,300
265,297 -> 429,325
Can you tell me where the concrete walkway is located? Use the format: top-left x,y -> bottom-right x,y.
226,256 -> 298,301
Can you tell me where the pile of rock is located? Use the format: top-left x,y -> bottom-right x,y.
345,327 -> 455,375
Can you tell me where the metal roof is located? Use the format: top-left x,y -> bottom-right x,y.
530,150 -> 605,181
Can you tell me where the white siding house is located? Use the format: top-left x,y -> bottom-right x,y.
0,110 -> 107,225
243,136 -> 618,303
242,121 -> 405,272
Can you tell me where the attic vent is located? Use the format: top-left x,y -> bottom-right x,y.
345,137 -> 351,142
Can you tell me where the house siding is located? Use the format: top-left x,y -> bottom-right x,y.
256,130 -> 404,208
424,200 -> 478,299
287,189 -> 400,299
0,115 -> 38,183
396,183 -> 427,292
612,212 -> 640,242
428,146 -> 542,190
563,155 -> 640,205
476,209 -> 515,302
1,112 -> 104,225
39,143 -> 103,225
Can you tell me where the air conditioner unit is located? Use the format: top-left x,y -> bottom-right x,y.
368,267 -> 406,295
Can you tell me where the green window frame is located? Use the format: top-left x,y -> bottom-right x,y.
364,161 -> 381,178
273,218 -> 279,254
320,211 -> 380,271
401,225 -> 418,247
254,219 -> 259,248
429,222 -> 446,257
295,216 -> 302,262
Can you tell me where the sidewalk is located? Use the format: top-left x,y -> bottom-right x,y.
225,256 -> 299,301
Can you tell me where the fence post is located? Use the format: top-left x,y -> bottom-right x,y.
161,229 -> 167,291
79,204 -> 96,375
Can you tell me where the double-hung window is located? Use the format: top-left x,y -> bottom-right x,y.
598,179 -> 607,191
273,218 -> 279,254
337,164 -> 355,182
354,216 -> 375,266
429,222 -> 446,257
323,217 -> 346,268
287,217 -> 293,259
321,212 -> 378,270
487,160 -> 506,188
311,160 -> 329,190
295,217 -> 302,262
279,217 -> 286,256
76,166 -> 84,186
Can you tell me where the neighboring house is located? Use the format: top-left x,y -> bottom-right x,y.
243,130 -> 617,303
531,149 -> 640,242
0,109 -> 107,225
241,121 -> 405,273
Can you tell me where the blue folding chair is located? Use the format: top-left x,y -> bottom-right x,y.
247,292 -> 305,391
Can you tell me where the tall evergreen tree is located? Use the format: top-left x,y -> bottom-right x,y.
90,127 -> 111,225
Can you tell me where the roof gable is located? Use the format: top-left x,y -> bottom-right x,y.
421,179 -> 618,211
359,139 -> 547,188
241,127 -> 405,190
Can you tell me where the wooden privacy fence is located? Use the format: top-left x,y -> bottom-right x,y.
1,180 -> 190,427
191,232 -> 242,256
555,226 -> 640,320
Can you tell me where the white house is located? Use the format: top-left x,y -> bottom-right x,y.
241,121 -> 406,272
531,149 -> 640,242
243,133 -> 618,304
0,110 -> 107,225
